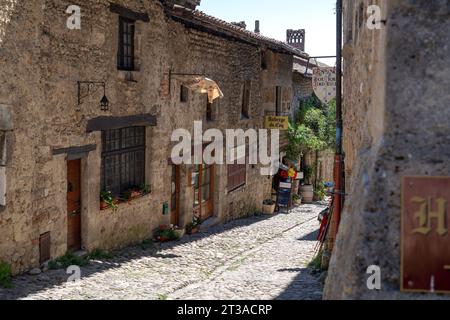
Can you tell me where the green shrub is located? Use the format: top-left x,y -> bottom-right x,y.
0,261 -> 12,288
48,252 -> 89,270
88,249 -> 113,260
159,229 -> 180,241
141,239 -> 155,250
314,182 -> 327,201
308,251 -> 323,271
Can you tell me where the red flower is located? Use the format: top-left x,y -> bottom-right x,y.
280,170 -> 289,179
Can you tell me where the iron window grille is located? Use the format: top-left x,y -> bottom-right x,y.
118,17 -> 135,71
101,127 -> 145,196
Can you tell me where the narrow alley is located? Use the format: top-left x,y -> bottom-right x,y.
0,204 -> 325,300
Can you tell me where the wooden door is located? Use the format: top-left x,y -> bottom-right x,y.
67,160 -> 81,252
193,163 -> 215,221
170,165 -> 181,226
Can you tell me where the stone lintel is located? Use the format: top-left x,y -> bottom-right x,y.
110,3 -> 150,22
86,114 -> 157,133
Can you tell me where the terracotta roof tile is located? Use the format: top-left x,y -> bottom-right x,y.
168,5 -> 309,58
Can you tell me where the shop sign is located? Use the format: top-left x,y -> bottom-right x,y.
264,116 -> 289,130
312,67 -> 336,105
401,176 -> 450,293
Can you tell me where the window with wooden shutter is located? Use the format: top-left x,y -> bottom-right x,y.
227,163 -> 246,192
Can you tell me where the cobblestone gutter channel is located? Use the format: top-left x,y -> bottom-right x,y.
0,204 -> 326,300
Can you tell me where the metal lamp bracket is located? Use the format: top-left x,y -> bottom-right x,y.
77,81 -> 106,106
168,68 -> 206,95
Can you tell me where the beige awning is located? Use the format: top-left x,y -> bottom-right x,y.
183,77 -> 224,103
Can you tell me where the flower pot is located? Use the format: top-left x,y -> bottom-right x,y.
187,227 -> 199,235
300,185 -> 314,203
131,190 -> 142,198
100,199 -> 119,210
159,236 -> 171,243
174,228 -> 185,239
262,203 -> 276,215
100,201 -> 108,210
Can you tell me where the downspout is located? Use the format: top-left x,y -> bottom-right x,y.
329,0 -> 344,251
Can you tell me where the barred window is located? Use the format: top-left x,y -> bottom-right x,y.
118,17 -> 135,71
101,127 -> 145,196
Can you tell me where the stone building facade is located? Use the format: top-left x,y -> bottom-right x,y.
325,0 -> 450,299
0,0 -> 306,274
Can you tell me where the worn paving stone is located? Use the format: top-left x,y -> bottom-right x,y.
0,203 -> 326,300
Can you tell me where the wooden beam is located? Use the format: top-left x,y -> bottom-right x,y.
110,3 -> 150,22
53,144 -> 97,156
86,114 -> 157,133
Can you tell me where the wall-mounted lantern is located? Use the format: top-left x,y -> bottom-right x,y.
77,81 -> 109,111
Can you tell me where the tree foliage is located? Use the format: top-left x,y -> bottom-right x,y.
286,95 -> 336,160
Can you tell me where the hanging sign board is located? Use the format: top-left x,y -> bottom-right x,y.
312,67 -> 336,105
264,116 -> 289,130
401,176 -> 450,294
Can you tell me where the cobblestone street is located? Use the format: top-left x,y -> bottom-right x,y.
0,204 -> 325,300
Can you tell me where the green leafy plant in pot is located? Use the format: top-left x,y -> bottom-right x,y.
186,217 -> 201,235
100,191 -> 119,211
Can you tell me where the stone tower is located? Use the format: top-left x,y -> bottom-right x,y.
286,29 -> 305,51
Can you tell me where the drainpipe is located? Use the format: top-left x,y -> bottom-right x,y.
329,0 -> 344,251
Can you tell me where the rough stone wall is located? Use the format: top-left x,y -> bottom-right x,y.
304,150 -> 334,185
291,71 -> 313,119
164,17 -> 277,224
325,0 -> 450,299
261,50 -> 293,115
0,0 -> 289,274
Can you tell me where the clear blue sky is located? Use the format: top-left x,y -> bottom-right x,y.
198,0 -> 336,64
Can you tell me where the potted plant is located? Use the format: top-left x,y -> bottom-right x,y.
314,182 -> 327,202
154,225 -> 180,243
293,194 -> 302,206
173,226 -> 185,239
122,188 -> 142,201
140,184 -> 151,195
100,191 -> 119,211
262,199 -> 276,215
186,217 -> 201,235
